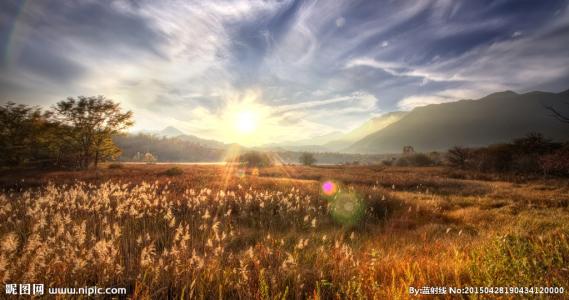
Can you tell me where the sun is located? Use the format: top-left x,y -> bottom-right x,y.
235,110 -> 258,134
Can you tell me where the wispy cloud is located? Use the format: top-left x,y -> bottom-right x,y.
1,0 -> 568,144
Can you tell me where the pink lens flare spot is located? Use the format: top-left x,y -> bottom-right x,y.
322,181 -> 337,196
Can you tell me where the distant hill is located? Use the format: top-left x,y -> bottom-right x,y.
159,126 -> 185,137
152,126 -> 227,149
347,90 -> 569,154
176,134 -> 227,149
324,111 -> 407,151
261,113 -> 407,152
261,131 -> 343,152
113,133 -> 390,164
114,133 -> 226,162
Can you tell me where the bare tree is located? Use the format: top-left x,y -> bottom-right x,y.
446,146 -> 471,169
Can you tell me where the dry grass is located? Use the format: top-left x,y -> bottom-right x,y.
0,164 -> 568,299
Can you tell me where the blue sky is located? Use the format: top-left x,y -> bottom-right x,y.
1,0 -> 568,145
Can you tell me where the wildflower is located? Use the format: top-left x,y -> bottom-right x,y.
1,233 -> 19,253
211,221 -> 220,234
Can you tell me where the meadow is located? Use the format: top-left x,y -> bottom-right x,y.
1,164 -> 568,299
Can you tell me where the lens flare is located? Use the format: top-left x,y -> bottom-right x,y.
235,168 -> 246,178
329,191 -> 365,227
321,181 -> 338,196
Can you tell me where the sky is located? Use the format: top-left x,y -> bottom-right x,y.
1,0 -> 568,146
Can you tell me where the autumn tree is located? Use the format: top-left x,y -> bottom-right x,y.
0,102 -> 58,167
53,96 -> 133,169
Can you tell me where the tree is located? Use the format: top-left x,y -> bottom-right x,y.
300,152 -> 316,166
238,151 -> 272,167
143,152 -> 157,163
53,96 -> 133,169
446,146 -> 471,169
0,102 -> 58,167
402,146 -> 415,156
512,132 -> 554,154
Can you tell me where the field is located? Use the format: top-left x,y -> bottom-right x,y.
1,164 -> 568,299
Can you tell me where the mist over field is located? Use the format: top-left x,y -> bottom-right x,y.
1,0 -> 569,298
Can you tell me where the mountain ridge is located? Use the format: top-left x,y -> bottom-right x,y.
347,89 -> 569,154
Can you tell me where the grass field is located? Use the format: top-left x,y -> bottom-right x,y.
1,164 -> 568,299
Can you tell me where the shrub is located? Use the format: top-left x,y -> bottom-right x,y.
163,167 -> 184,176
396,153 -> 433,167
108,163 -> 124,169
428,151 -> 443,165
395,157 -> 409,167
472,144 -> 514,172
511,154 -> 540,173
407,153 -> 434,167
238,151 -> 273,167
539,143 -> 569,176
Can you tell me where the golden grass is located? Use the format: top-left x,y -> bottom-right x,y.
0,164 -> 568,299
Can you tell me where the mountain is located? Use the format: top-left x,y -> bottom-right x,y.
148,126 -> 228,149
261,131 -> 343,152
114,134 -> 226,162
258,144 -> 332,152
176,134 -> 227,149
287,131 -> 344,146
324,111 -> 407,151
347,90 -> 569,154
262,113 -> 407,152
159,126 -> 185,137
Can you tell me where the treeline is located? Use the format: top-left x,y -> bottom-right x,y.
113,134 -> 225,162
446,133 -> 569,175
376,133 -> 569,176
275,151 -> 393,165
113,134 -> 395,165
0,97 -> 132,169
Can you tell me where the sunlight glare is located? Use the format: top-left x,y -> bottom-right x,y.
235,110 -> 257,134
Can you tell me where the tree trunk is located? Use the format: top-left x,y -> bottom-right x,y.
94,150 -> 99,169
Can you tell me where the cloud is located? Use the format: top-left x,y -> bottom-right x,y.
345,58 -> 465,83
1,0 -> 568,145
397,89 -> 479,110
